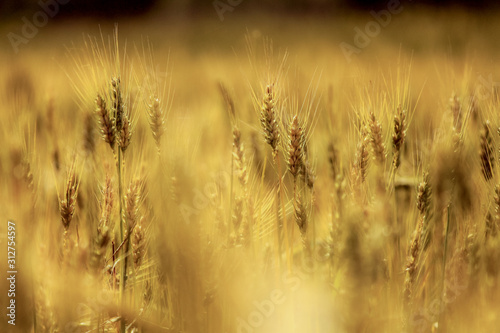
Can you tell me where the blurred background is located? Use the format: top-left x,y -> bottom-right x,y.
1,0 -> 499,139
1,0 -> 499,123
1,0 -> 500,19
2,1 -> 500,333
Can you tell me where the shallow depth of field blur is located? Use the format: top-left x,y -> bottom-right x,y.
2,1 -> 500,332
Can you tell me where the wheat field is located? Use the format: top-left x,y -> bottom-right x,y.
1,6 -> 500,333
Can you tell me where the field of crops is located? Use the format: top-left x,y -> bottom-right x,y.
2,6 -> 500,333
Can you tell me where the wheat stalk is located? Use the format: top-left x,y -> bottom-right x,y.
132,217 -> 145,269
112,77 -> 124,132
450,92 -> 463,149
353,134 -> 369,185
480,120 -> 494,181
218,82 -> 235,120
233,127 -> 248,189
125,177 -> 143,229
404,172 -> 432,303
95,94 -> 116,150
59,161 -> 79,259
60,162 -> 79,230
287,115 -> 304,179
404,215 -> 423,303
147,96 -> 165,153
260,84 -> 280,159
392,106 -> 406,170
416,172 -> 432,216
119,113 -> 131,152
368,111 -> 386,166
300,142 -> 315,189
111,77 -> 131,152
92,174 -> 113,270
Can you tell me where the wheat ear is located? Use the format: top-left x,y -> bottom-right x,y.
111,77 -> 131,152
480,120 -> 494,181
392,106 -> 406,169
260,84 -> 280,159
288,115 -> 304,179
147,96 -> 165,153
95,94 -> 115,150
368,111 -> 386,165
353,133 -> 369,185
404,172 -> 432,303
92,174 -> 113,270
60,162 -> 79,230
233,127 -> 248,189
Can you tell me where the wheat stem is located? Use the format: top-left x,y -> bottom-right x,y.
117,148 -> 126,333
